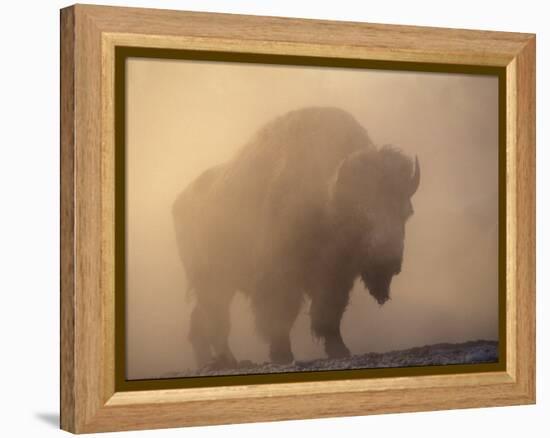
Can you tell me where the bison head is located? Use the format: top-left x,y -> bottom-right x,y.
330,146 -> 420,305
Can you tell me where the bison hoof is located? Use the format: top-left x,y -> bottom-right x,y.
205,353 -> 238,371
326,342 -> 351,359
270,349 -> 294,365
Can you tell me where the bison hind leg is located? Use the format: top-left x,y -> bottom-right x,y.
251,273 -> 303,365
188,284 -> 237,370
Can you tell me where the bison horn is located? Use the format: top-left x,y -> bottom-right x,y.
410,156 -> 420,196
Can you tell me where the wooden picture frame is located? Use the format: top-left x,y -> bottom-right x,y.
60,4 -> 536,434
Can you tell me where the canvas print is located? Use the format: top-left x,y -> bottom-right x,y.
125,57 -> 499,380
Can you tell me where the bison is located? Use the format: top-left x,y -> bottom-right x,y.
173,107 -> 420,368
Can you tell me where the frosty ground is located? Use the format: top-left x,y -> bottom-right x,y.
162,340 -> 498,378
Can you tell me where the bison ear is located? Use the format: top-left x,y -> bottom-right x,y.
409,156 -> 420,196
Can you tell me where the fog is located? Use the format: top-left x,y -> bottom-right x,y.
126,57 -> 499,380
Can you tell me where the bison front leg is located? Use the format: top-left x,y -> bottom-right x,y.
310,287 -> 352,359
189,285 -> 237,370
251,274 -> 303,364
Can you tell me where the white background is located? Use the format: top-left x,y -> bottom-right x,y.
0,0 -> 546,436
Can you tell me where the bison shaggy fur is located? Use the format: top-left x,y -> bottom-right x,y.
173,107 -> 420,367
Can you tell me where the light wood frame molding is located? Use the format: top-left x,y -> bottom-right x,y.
60,4 -> 536,434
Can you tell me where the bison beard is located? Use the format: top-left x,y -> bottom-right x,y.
173,107 -> 420,368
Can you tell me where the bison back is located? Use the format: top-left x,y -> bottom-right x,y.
173,107 -> 374,291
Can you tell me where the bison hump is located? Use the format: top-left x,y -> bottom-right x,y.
214,107 -> 374,198
172,107 -> 375,285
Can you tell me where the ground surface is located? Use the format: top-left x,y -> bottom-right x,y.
162,340 -> 498,378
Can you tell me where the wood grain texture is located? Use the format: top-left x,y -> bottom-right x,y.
60,6 -> 75,433
60,4 -> 536,433
513,37 -> 536,400
84,4 -> 531,66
